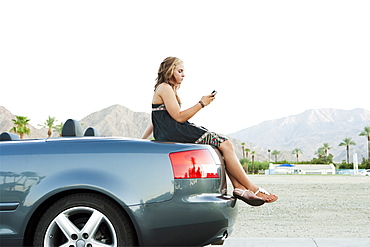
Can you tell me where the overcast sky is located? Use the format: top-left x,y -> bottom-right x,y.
1,0 -> 369,134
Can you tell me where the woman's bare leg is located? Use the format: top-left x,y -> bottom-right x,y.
227,172 -> 246,190
218,140 -> 258,190
218,140 -> 277,202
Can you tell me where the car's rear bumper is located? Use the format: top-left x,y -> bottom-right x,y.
129,193 -> 238,246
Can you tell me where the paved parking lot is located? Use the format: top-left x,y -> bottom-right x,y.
206,175 -> 370,246
222,237 -> 370,247
229,175 -> 370,238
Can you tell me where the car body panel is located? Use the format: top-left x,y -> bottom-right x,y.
0,136 -> 237,246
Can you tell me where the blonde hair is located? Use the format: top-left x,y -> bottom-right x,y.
154,57 -> 183,102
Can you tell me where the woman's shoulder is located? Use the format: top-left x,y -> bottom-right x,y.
156,83 -> 172,91
153,83 -> 172,104
155,83 -> 174,96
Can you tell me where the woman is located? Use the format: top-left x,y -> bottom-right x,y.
142,57 -> 277,206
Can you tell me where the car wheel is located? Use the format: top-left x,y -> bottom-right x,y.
33,193 -> 136,247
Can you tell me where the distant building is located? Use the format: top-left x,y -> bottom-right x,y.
267,163 -> 336,175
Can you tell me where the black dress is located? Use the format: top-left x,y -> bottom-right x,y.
152,103 -> 228,148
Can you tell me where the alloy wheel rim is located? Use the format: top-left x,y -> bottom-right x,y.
44,206 -> 117,247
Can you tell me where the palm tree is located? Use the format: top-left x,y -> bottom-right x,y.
271,150 -> 280,163
292,148 -> 302,163
10,116 -> 31,139
359,126 -> 370,162
339,137 -> 356,164
241,142 -> 245,158
245,148 -> 250,158
239,158 -> 249,174
38,116 -> 57,138
54,122 -> 64,137
322,143 -> 332,157
315,147 -> 325,159
251,151 -> 256,174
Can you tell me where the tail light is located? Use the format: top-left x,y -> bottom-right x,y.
169,149 -> 220,179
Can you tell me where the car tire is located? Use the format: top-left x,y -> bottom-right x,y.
33,193 -> 136,247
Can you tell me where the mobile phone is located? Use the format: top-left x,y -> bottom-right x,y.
211,90 -> 217,96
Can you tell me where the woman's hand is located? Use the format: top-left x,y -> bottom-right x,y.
200,94 -> 216,106
155,83 -> 215,123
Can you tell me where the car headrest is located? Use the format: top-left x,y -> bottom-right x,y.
84,127 -> 100,136
0,132 -> 21,141
61,119 -> 83,137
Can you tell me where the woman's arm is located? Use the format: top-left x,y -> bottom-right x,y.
141,122 -> 153,139
158,84 -> 214,123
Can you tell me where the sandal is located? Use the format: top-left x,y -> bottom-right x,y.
254,187 -> 278,203
233,188 -> 265,206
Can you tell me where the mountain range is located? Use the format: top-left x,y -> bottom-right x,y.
1,105 -> 369,163
0,105 -> 150,140
229,108 -> 370,163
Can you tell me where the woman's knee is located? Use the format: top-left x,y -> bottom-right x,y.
219,140 -> 235,153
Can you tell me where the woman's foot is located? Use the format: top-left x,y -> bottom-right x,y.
233,188 -> 265,206
253,187 -> 278,203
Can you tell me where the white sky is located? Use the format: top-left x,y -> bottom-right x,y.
1,0 -> 369,134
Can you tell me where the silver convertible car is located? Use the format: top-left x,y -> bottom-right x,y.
0,119 -> 238,246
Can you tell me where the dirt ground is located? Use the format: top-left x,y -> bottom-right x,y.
229,175 -> 370,238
